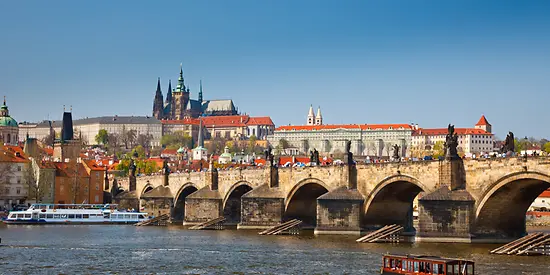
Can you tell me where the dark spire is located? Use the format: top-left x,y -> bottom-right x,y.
152,78 -> 164,119
61,111 -> 74,141
156,77 -> 161,93
166,79 -> 172,104
199,80 -> 203,102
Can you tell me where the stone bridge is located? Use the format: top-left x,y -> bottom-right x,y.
113,157 -> 550,242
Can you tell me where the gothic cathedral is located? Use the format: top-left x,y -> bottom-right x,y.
153,64 -> 239,120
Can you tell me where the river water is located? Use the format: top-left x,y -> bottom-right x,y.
0,225 -> 549,275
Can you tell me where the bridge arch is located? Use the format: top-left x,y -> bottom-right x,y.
141,182 -> 154,196
475,171 -> 550,239
172,183 -> 199,222
284,178 -> 330,227
363,174 -> 426,230
222,181 -> 253,225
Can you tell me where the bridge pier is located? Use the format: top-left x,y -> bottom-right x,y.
183,161 -> 222,225
315,187 -> 364,235
238,185 -> 285,229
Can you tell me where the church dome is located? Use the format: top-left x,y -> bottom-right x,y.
0,116 -> 17,127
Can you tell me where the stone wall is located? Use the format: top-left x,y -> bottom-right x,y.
240,197 -> 284,229
184,198 -> 221,224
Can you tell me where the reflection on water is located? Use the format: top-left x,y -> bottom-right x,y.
0,224 -> 549,274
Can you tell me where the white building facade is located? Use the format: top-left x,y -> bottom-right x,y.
411,116 -> 495,157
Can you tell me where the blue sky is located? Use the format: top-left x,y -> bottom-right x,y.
1,0 -> 549,139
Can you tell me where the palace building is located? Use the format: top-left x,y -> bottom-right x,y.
268,106 -> 413,157
152,65 -> 238,120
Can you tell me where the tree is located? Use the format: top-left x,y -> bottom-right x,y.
278,139 -> 290,150
543,142 -> 550,154
95,129 -> 109,145
432,141 -> 445,159
136,133 -> 153,150
24,162 -> 40,203
0,163 -> 14,197
108,133 -> 120,149
161,131 -> 193,150
247,135 -> 258,154
131,145 -> 146,159
126,130 -> 137,148
42,130 -> 55,147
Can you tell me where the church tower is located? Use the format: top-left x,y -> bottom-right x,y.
172,64 -> 189,120
152,78 -> 164,119
315,106 -> 323,125
307,105 -> 315,125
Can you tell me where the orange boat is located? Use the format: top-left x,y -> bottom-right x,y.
381,254 -> 475,275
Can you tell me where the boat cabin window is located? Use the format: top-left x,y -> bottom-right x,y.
24,214 -> 31,218
83,214 -> 89,219
47,214 -> 53,219
138,214 -> 145,219
68,214 -> 75,219
54,214 -> 60,219
446,262 -> 474,275
39,214 -> 46,219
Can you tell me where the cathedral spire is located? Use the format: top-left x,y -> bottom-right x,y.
166,79 -> 172,104
152,77 -> 164,119
176,63 -> 185,92
199,80 -> 203,102
156,77 -> 161,93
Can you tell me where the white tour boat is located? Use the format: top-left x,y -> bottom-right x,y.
3,204 -> 150,224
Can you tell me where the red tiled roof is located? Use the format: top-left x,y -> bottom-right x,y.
475,115 -> 491,126
42,147 -> 54,156
246,117 -> 274,126
413,128 -> 492,136
201,115 -> 248,127
0,145 -> 29,163
83,159 -> 107,171
276,124 -> 413,131
161,149 -> 177,155
162,118 -> 200,125
540,190 -> 550,198
54,162 -> 90,178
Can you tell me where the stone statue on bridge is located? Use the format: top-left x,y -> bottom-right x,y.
392,144 -> 400,161
345,140 -> 354,165
163,160 -> 170,175
314,148 -> 320,165
444,124 -> 459,159
501,131 -> 515,154
128,159 -> 136,178
309,150 -> 315,164
264,146 -> 272,160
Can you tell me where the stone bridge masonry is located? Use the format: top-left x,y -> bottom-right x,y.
112,157 -> 550,243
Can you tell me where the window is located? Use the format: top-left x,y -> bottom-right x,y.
16,188 -> 21,194
76,214 -> 82,219
39,214 -> 46,219
83,214 -> 89,219
96,183 -> 99,191
60,185 -> 64,192
46,214 -> 53,219
17,165 -> 22,171
95,195 -> 99,203
4,187 -> 9,194
68,214 -> 75,219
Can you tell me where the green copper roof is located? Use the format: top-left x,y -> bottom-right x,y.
0,116 -> 17,127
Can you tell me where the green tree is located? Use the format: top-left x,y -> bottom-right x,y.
132,145 -> 146,159
278,139 -> 290,149
95,129 -> 109,145
543,142 -> 550,154
161,132 -> 193,149
247,135 -> 257,154
432,141 -> 445,159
